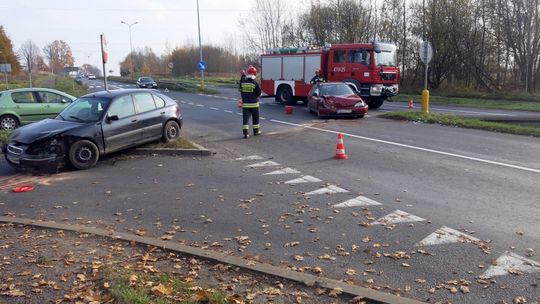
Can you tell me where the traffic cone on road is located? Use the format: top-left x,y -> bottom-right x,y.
335,133 -> 348,159
408,98 -> 414,110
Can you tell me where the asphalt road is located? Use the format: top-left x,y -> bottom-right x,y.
1,80 -> 538,303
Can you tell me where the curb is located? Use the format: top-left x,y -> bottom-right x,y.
0,216 -> 424,304
133,142 -> 213,156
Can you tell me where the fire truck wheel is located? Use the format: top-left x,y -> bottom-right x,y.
276,85 -> 295,105
367,98 -> 384,109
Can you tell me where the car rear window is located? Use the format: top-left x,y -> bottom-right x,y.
133,93 -> 156,113
152,94 -> 166,108
11,92 -> 37,103
108,95 -> 136,119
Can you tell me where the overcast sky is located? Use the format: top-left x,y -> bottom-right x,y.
1,0 -> 302,75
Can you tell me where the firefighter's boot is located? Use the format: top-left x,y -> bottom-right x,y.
254,128 -> 262,136
243,129 -> 249,139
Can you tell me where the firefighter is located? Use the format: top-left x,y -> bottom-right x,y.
240,65 -> 262,138
310,69 -> 325,84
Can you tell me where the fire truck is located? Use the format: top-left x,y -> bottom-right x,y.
260,41 -> 400,109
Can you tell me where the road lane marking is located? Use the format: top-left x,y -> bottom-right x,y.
480,252 -> 540,278
304,185 -> 349,196
236,155 -> 264,161
224,110 -> 233,113
416,226 -> 480,246
246,161 -> 280,167
271,119 -> 540,174
263,167 -> 300,175
333,196 -> 382,208
196,104 -> 204,107
369,210 -> 425,225
384,104 -> 514,116
210,107 -> 220,110
284,175 -> 322,184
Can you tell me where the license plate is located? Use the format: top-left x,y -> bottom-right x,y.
7,155 -> 20,164
337,109 -> 352,114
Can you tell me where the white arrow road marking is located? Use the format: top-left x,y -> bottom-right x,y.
263,167 -> 300,175
416,226 -> 480,246
89,85 -> 95,88
284,175 -> 322,184
304,185 -> 349,196
481,252 -> 540,278
235,155 -> 264,161
333,196 -> 382,208
370,210 -> 425,225
246,161 -> 280,167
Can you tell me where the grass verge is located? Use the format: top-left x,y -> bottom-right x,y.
395,94 -> 540,112
97,267 -> 232,304
380,111 -> 540,137
0,129 -> 11,147
107,76 -> 220,95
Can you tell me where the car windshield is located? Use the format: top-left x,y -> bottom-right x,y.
58,97 -> 111,123
140,77 -> 153,82
320,84 -> 355,96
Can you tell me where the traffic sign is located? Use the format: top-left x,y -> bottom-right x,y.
197,60 -> 207,71
418,40 -> 433,64
167,62 -> 174,69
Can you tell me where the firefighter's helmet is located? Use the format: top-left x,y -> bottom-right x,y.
315,69 -> 321,75
247,65 -> 257,76
240,69 -> 246,75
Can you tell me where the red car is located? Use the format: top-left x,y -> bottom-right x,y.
307,82 -> 368,118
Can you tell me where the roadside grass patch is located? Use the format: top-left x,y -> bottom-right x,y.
144,137 -> 198,149
98,267 -> 231,304
53,76 -> 87,97
396,94 -> 540,112
0,129 -> 11,146
380,111 -> 540,137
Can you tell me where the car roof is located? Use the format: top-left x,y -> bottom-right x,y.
0,87 -> 76,98
318,82 -> 349,86
80,89 -> 160,99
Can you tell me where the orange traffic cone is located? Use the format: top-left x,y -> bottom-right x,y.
335,133 -> 348,159
408,99 -> 414,110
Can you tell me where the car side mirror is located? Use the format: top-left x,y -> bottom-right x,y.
106,115 -> 119,123
312,92 -> 319,97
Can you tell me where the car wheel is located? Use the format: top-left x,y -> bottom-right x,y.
162,120 -> 181,143
0,115 -> 19,130
367,98 -> 385,109
356,114 -> 365,119
68,140 -> 99,170
276,85 -> 295,105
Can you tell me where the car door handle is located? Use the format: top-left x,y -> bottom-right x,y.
160,111 -> 166,115
131,119 -> 138,122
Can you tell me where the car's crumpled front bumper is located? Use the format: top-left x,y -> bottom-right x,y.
4,143 -> 64,171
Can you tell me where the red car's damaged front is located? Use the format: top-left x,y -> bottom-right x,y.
307,82 -> 368,118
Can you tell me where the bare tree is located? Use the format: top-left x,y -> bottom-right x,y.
42,40 -> 74,74
19,40 -> 40,87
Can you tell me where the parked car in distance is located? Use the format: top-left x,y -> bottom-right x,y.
87,74 -> 96,80
74,76 -> 83,85
307,82 -> 368,119
136,76 -> 158,89
3,89 -> 182,171
0,88 -> 76,130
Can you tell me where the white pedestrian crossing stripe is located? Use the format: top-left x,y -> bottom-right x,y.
369,210 -> 425,225
284,175 -> 322,185
235,155 -> 264,161
333,196 -> 382,208
263,167 -> 300,175
480,251 -> 540,278
416,226 -> 480,246
304,185 -> 349,196
246,161 -> 280,168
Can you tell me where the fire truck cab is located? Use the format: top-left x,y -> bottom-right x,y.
261,41 -> 400,109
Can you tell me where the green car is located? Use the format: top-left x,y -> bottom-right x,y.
0,88 -> 76,130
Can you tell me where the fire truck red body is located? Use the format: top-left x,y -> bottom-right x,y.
260,41 -> 400,109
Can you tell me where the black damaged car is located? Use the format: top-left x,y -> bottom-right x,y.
3,89 -> 182,171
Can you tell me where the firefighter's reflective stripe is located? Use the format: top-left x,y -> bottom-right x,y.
242,102 -> 259,108
253,124 -> 260,129
241,83 -> 256,93
242,125 -> 249,130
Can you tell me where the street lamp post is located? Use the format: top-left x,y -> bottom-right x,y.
121,21 -> 138,78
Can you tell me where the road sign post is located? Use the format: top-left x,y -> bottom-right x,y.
418,40 -> 433,114
0,64 -> 11,89
197,60 -> 207,92
100,34 -> 108,91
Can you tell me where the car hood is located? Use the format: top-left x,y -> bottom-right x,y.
324,95 -> 364,107
10,119 -> 83,144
